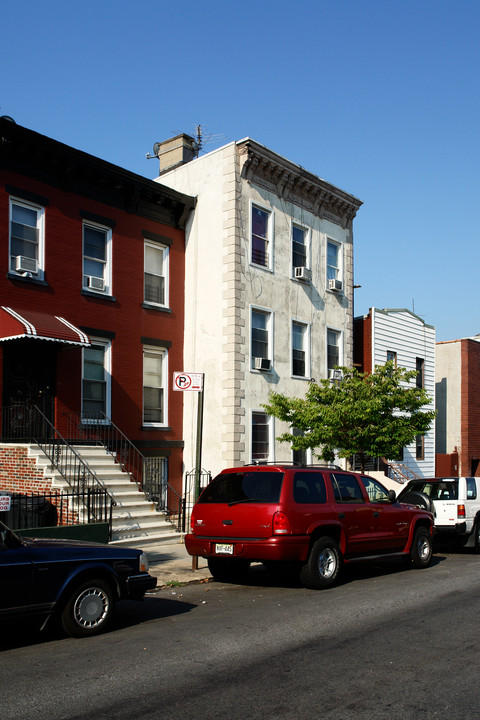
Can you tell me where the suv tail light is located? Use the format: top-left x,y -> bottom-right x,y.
273,511 -> 291,535
190,509 -> 196,532
458,504 -> 466,519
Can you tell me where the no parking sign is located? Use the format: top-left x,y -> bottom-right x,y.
173,372 -> 204,392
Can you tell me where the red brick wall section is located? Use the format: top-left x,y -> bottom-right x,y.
353,314 -> 372,373
460,339 -> 480,476
0,446 -> 53,493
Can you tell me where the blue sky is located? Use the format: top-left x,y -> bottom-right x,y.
2,0 -> 479,341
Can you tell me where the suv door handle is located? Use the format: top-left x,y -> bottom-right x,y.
338,513 -> 345,519
373,511 -> 380,517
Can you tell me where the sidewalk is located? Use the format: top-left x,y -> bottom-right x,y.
134,539 -> 212,588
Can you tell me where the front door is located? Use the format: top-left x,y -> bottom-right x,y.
2,339 -> 57,423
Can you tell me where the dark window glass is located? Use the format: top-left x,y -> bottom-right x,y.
198,471 -> 284,504
292,225 -> 307,268
331,473 -> 365,503
293,472 -> 326,503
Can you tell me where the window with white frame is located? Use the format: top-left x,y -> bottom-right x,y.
144,241 -> 168,307
251,308 -> 272,370
252,411 -> 272,462
292,321 -> 309,378
82,339 -> 111,419
143,346 -> 168,426
83,222 -> 111,293
292,224 -> 308,271
327,239 -> 342,288
251,204 -> 272,269
9,197 -> 45,278
327,329 -> 342,375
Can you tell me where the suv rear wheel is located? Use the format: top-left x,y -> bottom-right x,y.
410,526 -> 433,568
299,537 -> 342,589
207,557 -> 250,582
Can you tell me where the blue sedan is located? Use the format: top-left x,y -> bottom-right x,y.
0,520 -> 156,637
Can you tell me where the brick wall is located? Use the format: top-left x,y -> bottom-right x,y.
0,445 -> 52,493
460,339 -> 480,476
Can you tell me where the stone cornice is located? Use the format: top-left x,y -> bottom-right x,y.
237,138 -> 362,229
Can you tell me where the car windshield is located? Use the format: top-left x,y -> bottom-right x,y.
404,481 -> 458,500
198,471 -> 284,504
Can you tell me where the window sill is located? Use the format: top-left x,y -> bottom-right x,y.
82,289 -> 117,302
7,272 -> 49,287
142,303 -> 172,313
141,425 -> 172,432
250,262 -> 273,273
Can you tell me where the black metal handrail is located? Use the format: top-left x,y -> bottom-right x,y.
64,410 -> 145,487
2,405 -> 114,501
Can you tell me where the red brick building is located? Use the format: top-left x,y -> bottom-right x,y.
436,338 -> 480,477
0,117 -> 194,497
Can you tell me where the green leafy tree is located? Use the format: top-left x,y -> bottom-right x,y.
263,362 -> 436,472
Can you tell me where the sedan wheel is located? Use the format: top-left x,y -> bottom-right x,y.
61,579 -> 115,637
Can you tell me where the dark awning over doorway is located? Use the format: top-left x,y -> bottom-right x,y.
0,307 -> 91,346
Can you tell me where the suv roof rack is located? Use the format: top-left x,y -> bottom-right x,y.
245,461 -> 341,470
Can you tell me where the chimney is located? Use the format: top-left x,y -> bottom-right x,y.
156,134 -> 197,174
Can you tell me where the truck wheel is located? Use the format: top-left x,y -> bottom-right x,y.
207,557 -> 250,582
61,578 -> 115,637
299,537 -> 342,589
410,527 -> 433,568
474,521 -> 480,554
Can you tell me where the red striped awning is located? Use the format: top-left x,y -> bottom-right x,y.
0,307 -> 91,346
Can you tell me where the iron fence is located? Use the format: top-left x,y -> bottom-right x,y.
182,468 -> 212,533
0,489 -> 114,532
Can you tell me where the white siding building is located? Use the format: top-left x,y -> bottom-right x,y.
155,136 -> 362,479
354,307 -> 436,477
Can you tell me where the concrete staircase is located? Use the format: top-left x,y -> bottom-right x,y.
26,444 -> 181,546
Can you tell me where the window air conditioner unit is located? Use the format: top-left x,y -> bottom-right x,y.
87,275 -> 105,291
329,369 -> 343,381
328,278 -> 343,292
294,266 -> 312,282
15,255 -> 38,274
254,357 -> 271,371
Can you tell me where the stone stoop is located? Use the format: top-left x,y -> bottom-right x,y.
25,444 -> 181,546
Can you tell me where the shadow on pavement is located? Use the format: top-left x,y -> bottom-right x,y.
0,596 -> 196,650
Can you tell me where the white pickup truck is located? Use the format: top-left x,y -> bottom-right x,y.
397,477 -> 480,549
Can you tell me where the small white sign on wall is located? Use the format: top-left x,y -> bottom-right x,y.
0,495 -> 12,512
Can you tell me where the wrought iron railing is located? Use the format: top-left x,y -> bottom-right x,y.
63,410 -> 145,487
387,462 -> 421,484
2,405 -> 113,500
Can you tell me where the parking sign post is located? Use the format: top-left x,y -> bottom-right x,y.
173,372 -> 205,572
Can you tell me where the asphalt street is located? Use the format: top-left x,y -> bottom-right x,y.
2,547 -> 480,720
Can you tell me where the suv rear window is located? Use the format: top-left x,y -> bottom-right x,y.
406,480 -> 458,500
198,471 -> 284,504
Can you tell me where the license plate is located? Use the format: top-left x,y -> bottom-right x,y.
215,543 -> 234,555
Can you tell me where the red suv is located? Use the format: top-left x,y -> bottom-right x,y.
185,465 -> 434,588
